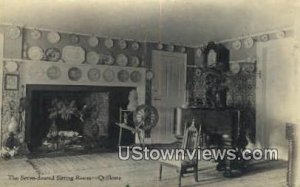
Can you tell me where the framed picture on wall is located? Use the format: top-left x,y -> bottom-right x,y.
5,74 -> 19,90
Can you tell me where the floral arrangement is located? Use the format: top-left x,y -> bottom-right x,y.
48,98 -> 82,121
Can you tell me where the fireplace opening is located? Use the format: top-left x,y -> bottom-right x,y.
26,85 -> 135,153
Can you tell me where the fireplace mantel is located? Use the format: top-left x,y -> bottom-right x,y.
22,60 -> 146,105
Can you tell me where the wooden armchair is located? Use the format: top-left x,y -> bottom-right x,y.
158,119 -> 201,187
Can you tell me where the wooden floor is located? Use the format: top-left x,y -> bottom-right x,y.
0,152 -> 287,187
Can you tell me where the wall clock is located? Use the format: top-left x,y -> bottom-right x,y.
207,49 -> 217,67
204,41 -> 229,71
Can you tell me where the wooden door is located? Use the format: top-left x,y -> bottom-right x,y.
151,50 -> 187,143
256,38 -> 296,160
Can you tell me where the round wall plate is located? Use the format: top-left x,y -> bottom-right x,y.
117,70 -> 130,82
157,43 -> 163,50
195,48 -> 202,57
276,31 -> 285,39
232,40 -> 242,50
68,67 -> 82,81
243,37 -> 254,49
130,71 -> 142,82
88,36 -> 99,47
167,45 -> 174,52
47,31 -> 61,44
104,39 -> 114,49
87,68 -> 101,81
230,63 -> 241,74
131,42 -> 140,50
103,68 -> 115,82
45,48 -> 61,62
47,66 -> 61,80
30,29 -> 42,40
28,46 -> 44,60
70,34 -> 80,44
5,61 -> 18,73
119,40 -> 127,49
146,70 -> 154,80
116,54 -> 128,66
86,51 -> 100,65
260,34 -> 269,42
7,26 -> 21,40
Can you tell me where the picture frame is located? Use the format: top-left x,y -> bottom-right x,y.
5,74 -> 19,90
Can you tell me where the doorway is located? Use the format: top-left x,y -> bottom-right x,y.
256,38 -> 296,160
151,50 -> 187,143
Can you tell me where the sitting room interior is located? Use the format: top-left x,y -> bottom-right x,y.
0,0 -> 300,186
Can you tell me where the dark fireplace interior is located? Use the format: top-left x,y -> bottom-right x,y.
26,85 -> 135,153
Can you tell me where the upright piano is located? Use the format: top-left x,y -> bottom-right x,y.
174,107 -> 248,177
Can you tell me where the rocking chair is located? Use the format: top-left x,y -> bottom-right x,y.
158,119 -> 201,187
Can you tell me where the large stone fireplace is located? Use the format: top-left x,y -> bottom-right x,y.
0,60 -> 146,154
26,85 -> 136,152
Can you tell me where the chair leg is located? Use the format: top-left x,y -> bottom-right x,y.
159,163 -> 162,181
178,169 -> 182,187
194,165 -> 198,182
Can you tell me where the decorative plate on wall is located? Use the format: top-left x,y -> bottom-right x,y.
47,31 -> 61,44
130,56 -> 140,67
146,70 -> 154,80
7,26 -> 21,40
45,48 -> 61,62
5,61 -> 18,73
232,40 -> 242,50
62,46 -> 85,64
68,67 -> 82,81
87,68 -> 101,81
86,51 -> 100,65
116,54 -> 128,66
130,71 -> 142,82
118,40 -> 127,49
88,36 -> 99,47
47,66 -> 61,80
157,43 -> 163,50
195,68 -> 202,76
30,29 -> 42,40
242,63 -> 255,74
260,34 -> 269,42
104,39 -> 114,49
243,37 -> 254,49
28,46 -> 44,60
70,34 -> 80,44
180,47 -> 186,53
103,68 -> 115,82
276,31 -> 285,39
195,48 -> 202,57
104,54 -> 115,65
117,70 -> 130,82
131,42 -> 140,50
167,45 -> 174,52
229,63 -> 240,74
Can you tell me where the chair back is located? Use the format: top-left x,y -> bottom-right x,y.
181,119 -> 201,150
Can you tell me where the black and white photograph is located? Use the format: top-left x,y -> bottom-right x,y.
0,0 -> 300,186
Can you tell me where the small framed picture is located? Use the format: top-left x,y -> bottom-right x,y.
5,74 -> 19,90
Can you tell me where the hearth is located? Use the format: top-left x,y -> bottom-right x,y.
25,85 -> 135,153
